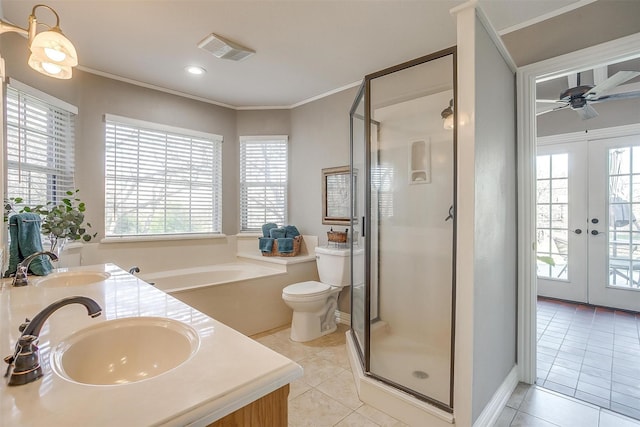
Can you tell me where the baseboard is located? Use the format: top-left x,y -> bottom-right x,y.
472,365 -> 519,427
336,310 -> 350,325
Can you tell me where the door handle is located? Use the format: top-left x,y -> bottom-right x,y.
572,229 -> 582,235
445,205 -> 454,222
591,230 -> 603,236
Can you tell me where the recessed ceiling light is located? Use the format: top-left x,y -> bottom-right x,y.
185,66 -> 206,75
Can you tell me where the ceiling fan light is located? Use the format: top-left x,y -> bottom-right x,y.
28,53 -> 72,79
30,28 -> 78,67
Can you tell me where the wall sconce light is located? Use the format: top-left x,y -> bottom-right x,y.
0,4 -> 78,79
441,98 -> 454,130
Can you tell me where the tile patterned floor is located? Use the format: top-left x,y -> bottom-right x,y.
252,324 -> 408,427
537,297 -> 640,421
496,383 -> 640,427
252,302 -> 640,426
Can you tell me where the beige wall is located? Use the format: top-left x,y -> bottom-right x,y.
289,87 -> 358,243
237,109 -> 290,136
289,87 -> 358,313
502,0 -> 640,67
0,33 -> 358,278
1,33 -> 238,238
503,2 -> 640,140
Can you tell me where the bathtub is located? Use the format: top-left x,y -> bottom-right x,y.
139,260 -> 319,336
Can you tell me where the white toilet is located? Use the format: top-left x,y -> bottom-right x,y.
282,245 -> 363,342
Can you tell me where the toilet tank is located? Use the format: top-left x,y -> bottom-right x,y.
315,246 -> 364,287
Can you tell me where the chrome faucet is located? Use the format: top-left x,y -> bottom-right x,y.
3,296 -> 102,386
12,251 -> 59,287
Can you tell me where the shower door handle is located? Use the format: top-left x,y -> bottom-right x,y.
445,205 -> 454,222
362,216 -> 366,237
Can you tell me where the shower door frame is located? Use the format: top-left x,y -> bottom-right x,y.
349,46 -> 458,413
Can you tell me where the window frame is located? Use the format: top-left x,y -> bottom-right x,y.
104,114 -> 223,240
5,79 -> 77,212
239,135 -> 289,232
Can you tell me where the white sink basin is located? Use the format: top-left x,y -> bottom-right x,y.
51,317 -> 200,385
35,271 -> 111,287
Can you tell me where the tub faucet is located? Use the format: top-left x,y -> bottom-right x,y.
3,296 -> 102,386
12,251 -> 59,287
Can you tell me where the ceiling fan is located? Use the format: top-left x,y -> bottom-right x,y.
537,70 -> 640,120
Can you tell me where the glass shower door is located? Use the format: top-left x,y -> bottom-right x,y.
359,50 -> 456,411
350,84 -> 366,360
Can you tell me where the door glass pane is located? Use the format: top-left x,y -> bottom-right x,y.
608,147 -> 640,288
536,153 -> 569,280
350,86 -> 366,356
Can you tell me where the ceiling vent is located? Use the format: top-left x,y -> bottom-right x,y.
197,33 -> 255,61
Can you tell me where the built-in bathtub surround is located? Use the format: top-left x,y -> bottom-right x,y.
140,258 -> 318,336
0,264 -> 301,426
142,262 -> 286,293
49,235 -> 320,337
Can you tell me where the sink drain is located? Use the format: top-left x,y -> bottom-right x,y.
412,370 -> 429,379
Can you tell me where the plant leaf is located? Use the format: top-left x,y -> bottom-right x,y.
537,255 -> 556,266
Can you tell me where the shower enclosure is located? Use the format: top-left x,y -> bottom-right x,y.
349,48 -> 457,412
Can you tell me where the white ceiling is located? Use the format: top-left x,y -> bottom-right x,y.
1,0 -> 588,109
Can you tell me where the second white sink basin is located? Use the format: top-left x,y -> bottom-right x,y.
51,317 -> 200,385
35,271 -> 111,287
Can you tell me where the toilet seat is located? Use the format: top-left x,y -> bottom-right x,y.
283,281 -> 331,298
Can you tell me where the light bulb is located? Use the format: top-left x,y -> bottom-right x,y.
185,66 -> 206,75
42,62 -> 62,75
44,47 -> 67,62
443,114 -> 454,130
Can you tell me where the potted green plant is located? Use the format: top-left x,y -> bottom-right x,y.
5,189 -> 96,255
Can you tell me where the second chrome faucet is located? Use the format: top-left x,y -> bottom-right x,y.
12,251 -> 58,287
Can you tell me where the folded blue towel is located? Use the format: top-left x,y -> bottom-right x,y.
262,223 -> 278,238
269,227 -> 286,239
5,213 -> 53,277
276,237 -> 294,253
259,237 -> 274,253
284,225 -> 300,238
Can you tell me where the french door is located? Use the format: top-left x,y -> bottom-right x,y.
537,134 -> 640,312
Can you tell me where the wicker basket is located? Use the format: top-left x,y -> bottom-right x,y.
262,235 -> 303,257
327,230 -> 348,243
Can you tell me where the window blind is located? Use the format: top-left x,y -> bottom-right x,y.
240,136 -> 288,231
105,115 -> 223,237
6,85 -> 76,209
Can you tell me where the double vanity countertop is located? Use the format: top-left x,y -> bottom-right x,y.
0,263 -> 302,426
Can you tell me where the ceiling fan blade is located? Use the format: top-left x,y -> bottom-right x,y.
574,103 -> 599,120
586,71 -> 640,98
536,107 -> 556,116
591,90 -> 640,103
536,103 -> 569,116
536,99 -> 565,104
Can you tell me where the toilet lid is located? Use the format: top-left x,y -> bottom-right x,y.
283,281 -> 331,297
